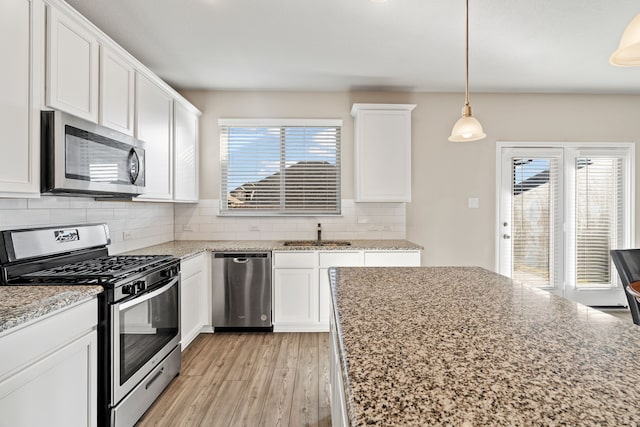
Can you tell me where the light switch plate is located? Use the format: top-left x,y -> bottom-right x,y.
468,197 -> 479,209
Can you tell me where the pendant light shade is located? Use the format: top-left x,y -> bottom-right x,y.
449,105 -> 486,142
611,13 -> 640,66
449,0 -> 486,142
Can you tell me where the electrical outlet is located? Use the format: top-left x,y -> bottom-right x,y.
183,224 -> 194,232
122,231 -> 132,241
382,225 -> 392,231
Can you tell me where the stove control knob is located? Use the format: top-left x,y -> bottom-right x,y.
161,266 -> 179,278
135,280 -> 146,292
122,284 -> 135,295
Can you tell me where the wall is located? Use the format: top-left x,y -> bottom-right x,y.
0,197 -> 174,254
181,90 -> 640,269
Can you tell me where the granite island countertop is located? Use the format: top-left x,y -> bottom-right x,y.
0,285 -> 103,335
329,266 -> 640,426
120,239 -> 423,259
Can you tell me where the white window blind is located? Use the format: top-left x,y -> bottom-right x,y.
511,157 -> 561,288
219,120 -> 341,215
574,156 -> 625,288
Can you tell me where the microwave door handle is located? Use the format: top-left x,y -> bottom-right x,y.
119,277 -> 179,310
128,148 -> 140,184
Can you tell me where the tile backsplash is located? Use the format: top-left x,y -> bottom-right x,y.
0,197 -> 174,254
0,197 -> 406,253
174,199 -> 406,241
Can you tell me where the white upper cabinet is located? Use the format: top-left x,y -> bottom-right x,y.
173,101 -> 200,202
46,4 -> 99,123
135,73 -> 174,201
100,47 -> 135,135
351,103 -> 416,202
0,0 -> 43,197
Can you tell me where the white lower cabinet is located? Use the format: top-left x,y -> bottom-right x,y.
0,299 -> 98,427
273,250 -> 420,332
180,253 -> 208,349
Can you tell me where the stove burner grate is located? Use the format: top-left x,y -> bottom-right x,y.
20,255 -> 172,282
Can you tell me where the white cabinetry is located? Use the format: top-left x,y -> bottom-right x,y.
46,4 -> 99,122
364,250 -> 422,267
0,0 -> 43,197
173,101 -> 200,202
135,73 -> 174,201
273,252 -> 318,331
180,253 -> 208,349
100,47 -> 135,135
0,299 -> 98,427
351,104 -> 416,202
273,249 -> 420,332
319,251 -> 363,325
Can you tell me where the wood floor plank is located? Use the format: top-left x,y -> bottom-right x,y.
289,333 -> 319,427
136,332 -> 330,427
317,332 -> 332,427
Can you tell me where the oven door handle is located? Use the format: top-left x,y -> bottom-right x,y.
119,276 -> 179,310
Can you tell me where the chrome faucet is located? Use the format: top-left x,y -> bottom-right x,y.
317,223 -> 322,242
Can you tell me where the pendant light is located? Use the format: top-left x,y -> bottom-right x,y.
610,13 -> 640,66
449,0 -> 486,142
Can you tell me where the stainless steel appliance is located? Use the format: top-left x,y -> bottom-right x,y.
0,224 -> 180,427
211,252 -> 272,331
41,110 -> 146,197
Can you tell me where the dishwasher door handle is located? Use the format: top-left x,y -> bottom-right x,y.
233,257 -> 250,264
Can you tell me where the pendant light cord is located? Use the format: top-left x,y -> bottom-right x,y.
465,0 -> 470,107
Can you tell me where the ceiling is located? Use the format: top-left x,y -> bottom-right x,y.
65,0 -> 640,94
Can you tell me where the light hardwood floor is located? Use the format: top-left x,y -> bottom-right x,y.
137,333 -> 331,427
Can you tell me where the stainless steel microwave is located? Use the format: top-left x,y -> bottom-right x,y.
41,110 -> 146,197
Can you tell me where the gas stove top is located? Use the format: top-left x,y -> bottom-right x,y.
20,255 -> 174,284
0,224 -> 178,288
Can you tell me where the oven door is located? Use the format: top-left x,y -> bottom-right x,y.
111,276 -> 180,405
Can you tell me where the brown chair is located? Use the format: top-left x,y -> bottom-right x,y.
610,249 -> 640,325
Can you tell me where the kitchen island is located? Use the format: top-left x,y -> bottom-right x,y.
329,266 -> 640,426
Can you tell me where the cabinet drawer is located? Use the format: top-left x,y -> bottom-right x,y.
181,253 -> 204,280
0,298 -> 97,379
319,251 -> 363,268
274,252 -> 316,268
364,251 -> 421,267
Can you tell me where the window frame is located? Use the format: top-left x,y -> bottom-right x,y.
218,118 -> 343,216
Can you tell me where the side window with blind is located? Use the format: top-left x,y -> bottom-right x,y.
219,119 -> 342,215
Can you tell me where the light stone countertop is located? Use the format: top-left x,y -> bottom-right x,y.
0,285 -> 103,335
120,239 -> 423,259
329,266 -> 640,426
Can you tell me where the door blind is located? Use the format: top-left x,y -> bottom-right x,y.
574,157 -> 624,288
511,157 -> 561,288
220,122 -> 341,215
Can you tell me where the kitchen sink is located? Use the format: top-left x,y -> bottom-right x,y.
283,240 -> 352,247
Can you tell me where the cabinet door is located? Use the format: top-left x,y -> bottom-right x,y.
181,271 -> 204,349
274,268 -> 318,326
180,254 -> 207,349
46,5 -> 99,122
174,102 -> 199,202
100,47 -> 135,135
318,251 -> 363,326
135,73 -> 173,200
0,0 -> 41,196
352,104 -> 415,202
0,331 -> 97,427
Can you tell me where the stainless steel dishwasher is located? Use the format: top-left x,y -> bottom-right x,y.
211,252 -> 272,332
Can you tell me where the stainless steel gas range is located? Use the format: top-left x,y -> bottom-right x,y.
0,223 -> 181,427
